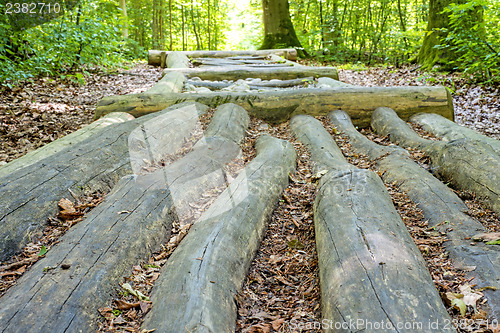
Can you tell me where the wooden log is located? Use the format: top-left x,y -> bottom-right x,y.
0,102 -> 208,261
141,134 -> 296,333
166,51 -> 190,68
330,110 -> 500,319
290,114 -> 455,332
317,76 -> 355,88
144,71 -> 186,94
410,112 -> 500,155
0,112 -> 134,179
0,104 -> 249,333
148,49 -> 298,66
161,65 -> 339,81
185,77 -> 314,91
267,53 -> 303,67
372,107 -> 500,215
95,86 -> 453,127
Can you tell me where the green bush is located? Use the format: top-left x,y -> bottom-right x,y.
441,0 -> 500,83
0,0 -> 144,88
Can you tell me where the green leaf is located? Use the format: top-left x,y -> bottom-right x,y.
485,239 -> 500,245
38,245 -> 48,256
451,298 -> 467,316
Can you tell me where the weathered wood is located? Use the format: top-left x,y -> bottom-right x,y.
144,71 -> 186,94
148,49 -> 298,66
141,134 -> 296,333
161,65 -> 339,81
95,86 -> 453,127
317,76 -> 355,88
0,112 -> 134,179
330,110 -> 500,319
166,51 -> 190,68
267,53 -> 303,67
410,112 -> 500,155
185,77 -> 314,91
0,102 -> 208,261
290,114 -> 455,332
372,107 -> 500,215
0,103 -> 249,333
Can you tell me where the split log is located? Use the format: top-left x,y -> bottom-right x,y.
144,72 -> 186,94
141,134 -> 296,333
317,76 -> 356,88
0,112 -> 134,179
0,103 -> 249,333
95,86 -> 453,127
185,77 -> 314,90
410,112 -> 500,155
290,114 -> 455,332
0,102 -> 208,261
166,51 -> 190,68
161,65 -> 339,81
330,110 -> 500,319
267,53 -> 303,67
148,49 -> 298,66
372,107 -> 500,215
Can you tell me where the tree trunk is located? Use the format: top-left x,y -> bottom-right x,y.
95,86 -> 453,127
290,115 -> 456,332
330,110 -> 500,319
371,107 -> 500,215
147,49 -> 298,66
0,102 -> 208,261
119,0 -> 128,38
0,103 -> 250,333
410,112 -> 500,155
141,135 -> 296,333
260,0 -> 307,57
0,112 -> 134,179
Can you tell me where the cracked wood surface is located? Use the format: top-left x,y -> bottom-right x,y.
95,86 -> 453,128
290,115 -> 455,332
372,107 -> 500,215
0,103 -> 249,333
141,135 -> 296,333
330,110 -> 500,320
0,102 -> 208,261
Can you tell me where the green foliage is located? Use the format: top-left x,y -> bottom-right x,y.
0,0 -> 144,88
440,0 -> 500,83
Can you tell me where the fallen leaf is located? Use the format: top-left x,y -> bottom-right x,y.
121,283 -> 150,301
271,318 -> 285,330
246,323 -> 270,333
115,299 -> 140,310
38,245 -> 48,256
472,232 -> 500,242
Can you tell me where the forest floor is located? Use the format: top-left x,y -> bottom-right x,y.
0,61 -> 499,332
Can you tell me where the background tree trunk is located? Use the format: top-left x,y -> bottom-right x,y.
260,0 -> 307,57
119,0 -> 128,38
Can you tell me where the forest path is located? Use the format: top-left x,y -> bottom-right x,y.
0,53 -> 499,333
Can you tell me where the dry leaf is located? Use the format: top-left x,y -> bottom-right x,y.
115,299 -> 140,310
271,318 -> 285,330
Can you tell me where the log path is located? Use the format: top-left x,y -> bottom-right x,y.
0,49 -> 498,332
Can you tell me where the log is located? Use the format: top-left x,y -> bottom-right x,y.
185,77 -> 314,90
317,76 -> 356,88
161,65 -> 339,81
166,51 -> 190,68
148,49 -> 298,66
141,134 -> 296,333
290,114 -> 455,332
0,112 -> 134,179
0,102 -> 208,261
144,71 -> 186,94
95,86 -> 453,127
267,53 -> 303,67
372,107 -> 500,215
330,110 -> 500,319
0,103 -> 249,333
410,112 -> 500,155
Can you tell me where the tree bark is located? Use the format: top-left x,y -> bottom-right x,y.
166,51 -> 190,68
185,77 -> 314,90
148,49 -> 298,66
0,103 -> 250,333
144,72 -> 186,94
410,112 -> 500,155
330,110 -> 500,319
260,0 -> 307,57
0,112 -> 134,179
95,86 -> 453,127
290,115 -> 455,332
0,102 -> 208,261
372,107 -> 500,215
161,65 -> 338,80
119,0 -> 128,38
141,135 -> 296,333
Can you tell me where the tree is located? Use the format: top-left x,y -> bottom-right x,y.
260,0 -> 307,56
416,0 -> 482,68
